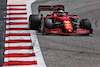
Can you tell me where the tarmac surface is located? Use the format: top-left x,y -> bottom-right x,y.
31,0 -> 100,67
0,0 -> 7,66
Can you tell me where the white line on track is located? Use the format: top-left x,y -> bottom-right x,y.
6,30 -> 30,34
7,11 -> 27,13
4,57 -> 35,62
7,15 -> 27,18
5,50 -> 34,54
5,43 -> 32,47
6,20 -> 28,23
30,30 -> 47,67
6,25 -> 28,28
5,36 -> 30,40
7,6 -> 26,8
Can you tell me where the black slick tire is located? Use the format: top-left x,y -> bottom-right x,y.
80,19 -> 92,30
29,14 -> 41,30
44,19 -> 53,29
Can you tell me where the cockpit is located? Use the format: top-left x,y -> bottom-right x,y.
53,10 -> 68,17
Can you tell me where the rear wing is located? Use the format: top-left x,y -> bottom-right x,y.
38,5 -> 64,14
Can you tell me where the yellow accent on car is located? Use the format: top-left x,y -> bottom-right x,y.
66,24 -> 70,26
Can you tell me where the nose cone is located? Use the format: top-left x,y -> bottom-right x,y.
63,21 -> 73,32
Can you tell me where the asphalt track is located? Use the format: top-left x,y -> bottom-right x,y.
0,0 -> 7,66
31,0 -> 100,67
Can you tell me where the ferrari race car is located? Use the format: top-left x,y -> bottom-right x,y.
29,5 -> 93,35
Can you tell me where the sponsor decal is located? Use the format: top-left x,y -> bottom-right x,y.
66,24 -> 70,26
64,21 -> 70,23
65,24 -> 72,28
50,31 -> 59,33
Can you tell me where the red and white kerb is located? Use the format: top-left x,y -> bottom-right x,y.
3,4 -> 37,67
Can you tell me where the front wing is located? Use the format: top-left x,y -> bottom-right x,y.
43,28 -> 91,35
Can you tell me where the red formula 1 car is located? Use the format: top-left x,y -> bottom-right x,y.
29,5 -> 93,35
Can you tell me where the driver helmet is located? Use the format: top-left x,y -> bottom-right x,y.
58,10 -> 64,13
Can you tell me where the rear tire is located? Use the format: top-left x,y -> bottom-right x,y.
29,14 -> 41,30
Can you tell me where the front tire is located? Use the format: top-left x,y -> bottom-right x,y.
80,19 -> 92,30
44,19 -> 53,29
